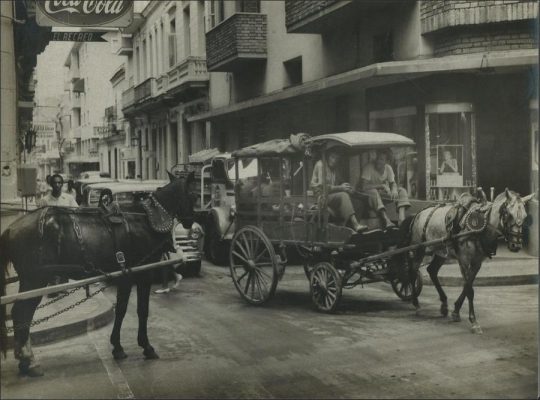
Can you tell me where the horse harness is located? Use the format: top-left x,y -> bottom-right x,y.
37,203 -> 174,277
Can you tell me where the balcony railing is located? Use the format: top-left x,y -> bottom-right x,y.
206,13 -> 267,72
167,56 -> 209,91
134,77 -> 156,104
285,0 -> 347,33
122,86 -> 135,110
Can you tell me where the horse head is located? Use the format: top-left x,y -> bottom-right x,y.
153,170 -> 196,230
498,188 -> 534,252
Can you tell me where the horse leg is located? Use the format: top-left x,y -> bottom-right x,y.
136,278 -> 159,359
110,279 -> 131,360
426,255 -> 448,317
12,279 -> 45,377
467,261 -> 483,334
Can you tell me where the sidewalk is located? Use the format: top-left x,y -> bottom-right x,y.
6,283 -> 114,349
420,245 -> 538,287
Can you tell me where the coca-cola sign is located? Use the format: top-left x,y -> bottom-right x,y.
36,1 -> 133,28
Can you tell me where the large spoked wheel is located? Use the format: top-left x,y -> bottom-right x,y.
310,262 -> 342,313
229,226 -> 279,305
391,272 -> 423,301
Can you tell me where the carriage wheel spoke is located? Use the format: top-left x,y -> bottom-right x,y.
254,269 -> 269,293
233,251 -> 249,265
236,269 -> 249,283
240,233 -> 253,259
235,240 -> 251,261
255,267 -> 272,280
254,247 -> 269,263
253,273 -> 265,299
244,271 -> 252,294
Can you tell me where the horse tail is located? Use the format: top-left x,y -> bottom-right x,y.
0,229 -> 10,357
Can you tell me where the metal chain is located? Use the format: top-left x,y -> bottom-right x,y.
7,285 -> 108,333
36,286 -> 83,310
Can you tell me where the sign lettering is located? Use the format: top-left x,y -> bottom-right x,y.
36,0 -> 133,28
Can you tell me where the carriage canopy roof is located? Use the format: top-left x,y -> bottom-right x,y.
232,131 -> 414,158
311,131 -> 415,149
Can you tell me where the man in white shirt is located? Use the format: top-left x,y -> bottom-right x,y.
39,174 -> 78,208
359,151 -> 410,228
39,174 -> 78,297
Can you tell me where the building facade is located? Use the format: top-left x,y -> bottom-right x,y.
61,41 -> 124,178
119,0 -> 210,180
191,0 -> 537,204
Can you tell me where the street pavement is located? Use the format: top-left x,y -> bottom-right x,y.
1,260 -> 537,399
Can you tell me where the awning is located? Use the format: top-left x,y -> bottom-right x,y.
187,49 -> 538,122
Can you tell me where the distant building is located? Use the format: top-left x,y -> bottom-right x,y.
61,41 -> 124,178
118,0 -> 210,180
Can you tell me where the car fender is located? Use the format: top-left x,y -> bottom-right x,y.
209,206 -> 235,241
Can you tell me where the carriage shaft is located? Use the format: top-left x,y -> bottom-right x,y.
1,258 -> 183,305
353,230 -> 479,266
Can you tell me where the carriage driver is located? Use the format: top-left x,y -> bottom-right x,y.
311,150 -> 368,233
358,150 -> 410,228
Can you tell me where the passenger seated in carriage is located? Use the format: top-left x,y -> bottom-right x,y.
357,150 -> 410,228
310,150 -> 368,233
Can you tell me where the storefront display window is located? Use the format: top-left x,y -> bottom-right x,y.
426,103 -> 475,201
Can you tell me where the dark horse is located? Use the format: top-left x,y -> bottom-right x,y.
0,171 -> 195,376
404,189 -> 533,334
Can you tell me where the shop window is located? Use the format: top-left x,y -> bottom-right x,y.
283,57 -> 302,88
426,103 -> 475,201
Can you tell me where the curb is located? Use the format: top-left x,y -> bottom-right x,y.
421,272 -> 538,287
6,293 -> 114,349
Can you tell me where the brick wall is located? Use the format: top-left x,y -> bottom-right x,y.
421,0 -> 538,34
434,22 -> 537,56
285,0 -> 340,30
206,13 -> 267,71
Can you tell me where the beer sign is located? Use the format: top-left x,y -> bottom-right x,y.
36,1 -> 133,28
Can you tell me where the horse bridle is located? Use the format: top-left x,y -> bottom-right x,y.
498,200 -> 523,246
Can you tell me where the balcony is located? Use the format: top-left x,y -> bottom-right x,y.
285,0 -> 348,33
121,86 -> 135,111
285,0 -> 399,34
134,77 -> 157,104
206,13 -> 267,72
72,78 -> 85,93
114,35 -> 133,56
421,1 -> 538,35
165,57 -> 209,97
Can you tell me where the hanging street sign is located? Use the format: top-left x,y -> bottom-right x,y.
36,1 -> 133,28
50,31 -> 108,42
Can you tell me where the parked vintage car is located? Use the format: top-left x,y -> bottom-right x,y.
81,179 -> 203,276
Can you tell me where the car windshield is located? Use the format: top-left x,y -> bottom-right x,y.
227,158 -> 259,181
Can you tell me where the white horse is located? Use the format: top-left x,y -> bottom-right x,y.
406,189 -> 533,334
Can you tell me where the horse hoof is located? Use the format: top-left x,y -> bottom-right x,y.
19,363 -> 44,377
143,347 -> 159,360
451,312 -> 461,322
112,349 -> 128,360
26,365 -> 45,377
471,325 -> 483,334
440,306 -> 448,317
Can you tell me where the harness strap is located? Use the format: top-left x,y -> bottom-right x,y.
421,204 -> 444,243
68,213 -> 96,273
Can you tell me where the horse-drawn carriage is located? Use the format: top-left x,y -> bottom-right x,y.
228,131 -> 431,312
227,131 -> 533,316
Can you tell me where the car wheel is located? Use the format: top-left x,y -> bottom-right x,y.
206,222 -> 229,266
